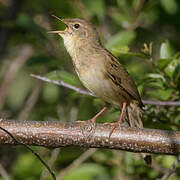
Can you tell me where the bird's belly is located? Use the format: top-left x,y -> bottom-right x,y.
77,67 -> 122,107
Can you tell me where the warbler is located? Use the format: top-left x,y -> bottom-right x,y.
49,15 -> 144,131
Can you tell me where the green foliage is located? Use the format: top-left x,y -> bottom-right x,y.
6,70 -> 33,109
83,0 -> 105,19
12,152 -> 44,179
0,0 -> 180,179
106,31 -> 136,49
160,40 -> 174,59
160,0 -> 179,14
63,163 -> 109,180
46,71 -> 82,87
42,83 -> 60,104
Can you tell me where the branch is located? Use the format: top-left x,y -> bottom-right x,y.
30,74 -> 180,106
0,119 -> 180,155
0,45 -> 33,109
160,155 -> 180,180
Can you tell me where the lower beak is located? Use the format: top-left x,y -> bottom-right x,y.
48,30 -> 63,34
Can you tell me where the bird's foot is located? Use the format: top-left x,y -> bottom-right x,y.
80,118 -> 97,140
79,107 -> 107,139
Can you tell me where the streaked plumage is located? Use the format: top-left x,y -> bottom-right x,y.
49,17 -> 143,128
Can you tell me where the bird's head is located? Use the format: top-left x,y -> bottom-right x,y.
48,15 -> 100,50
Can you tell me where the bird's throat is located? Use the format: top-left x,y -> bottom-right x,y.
63,36 -> 77,57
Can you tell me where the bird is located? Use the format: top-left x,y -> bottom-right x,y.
48,15 -> 144,136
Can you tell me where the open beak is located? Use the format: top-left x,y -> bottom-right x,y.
48,14 -> 68,34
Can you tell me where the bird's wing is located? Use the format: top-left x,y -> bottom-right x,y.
104,51 -> 143,107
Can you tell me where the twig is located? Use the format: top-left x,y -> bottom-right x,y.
142,100 -> 180,106
159,155 -> 180,180
57,148 -> 97,180
30,74 -> 180,106
40,148 -> 60,180
0,163 -> 11,180
0,123 -> 56,180
0,45 -> 33,109
30,74 -> 95,96
18,80 -> 42,120
1,119 -> 180,155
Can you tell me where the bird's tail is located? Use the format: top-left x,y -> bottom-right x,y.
127,101 -> 143,128
127,101 -> 152,165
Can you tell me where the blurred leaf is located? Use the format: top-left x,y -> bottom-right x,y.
157,89 -> 174,100
141,7 -> 160,26
117,0 -> 131,13
92,151 -> 109,163
146,88 -> 174,100
16,14 -> 45,33
161,156 -> 176,168
7,71 -> 32,109
27,56 -> 56,66
106,31 -> 136,49
160,41 -> 173,59
111,45 -> 148,58
46,71 -> 81,87
174,64 -> 180,84
111,10 -> 131,26
63,163 -> 109,180
174,51 -> 180,59
157,58 -> 171,69
78,97 -> 95,120
112,45 -> 130,53
83,0 -> 105,19
42,83 -> 60,104
160,0 -> 179,14
174,113 -> 180,123
164,59 -> 180,77
146,81 -> 164,89
57,148 -> 83,164
146,73 -> 166,82
13,153 -> 43,179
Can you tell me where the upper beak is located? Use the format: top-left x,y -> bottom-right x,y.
48,14 -> 68,34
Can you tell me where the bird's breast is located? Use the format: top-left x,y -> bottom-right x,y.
74,61 -> 117,103
65,43 -> 125,108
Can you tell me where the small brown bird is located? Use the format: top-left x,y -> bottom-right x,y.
49,15 -> 144,134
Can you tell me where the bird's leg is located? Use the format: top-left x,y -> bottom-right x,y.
118,102 -> 127,124
80,107 -> 107,138
89,106 -> 107,123
109,102 -> 127,138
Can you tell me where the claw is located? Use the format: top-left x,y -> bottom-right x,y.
109,122 -> 120,138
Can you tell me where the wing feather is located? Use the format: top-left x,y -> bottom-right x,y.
104,51 -> 143,107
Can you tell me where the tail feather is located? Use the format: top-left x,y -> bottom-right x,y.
126,101 -> 152,165
127,102 -> 143,128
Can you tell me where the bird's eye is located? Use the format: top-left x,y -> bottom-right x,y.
74,24 -> 80,29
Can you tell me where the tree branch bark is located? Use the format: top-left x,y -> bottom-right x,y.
0,119 -> 180,155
